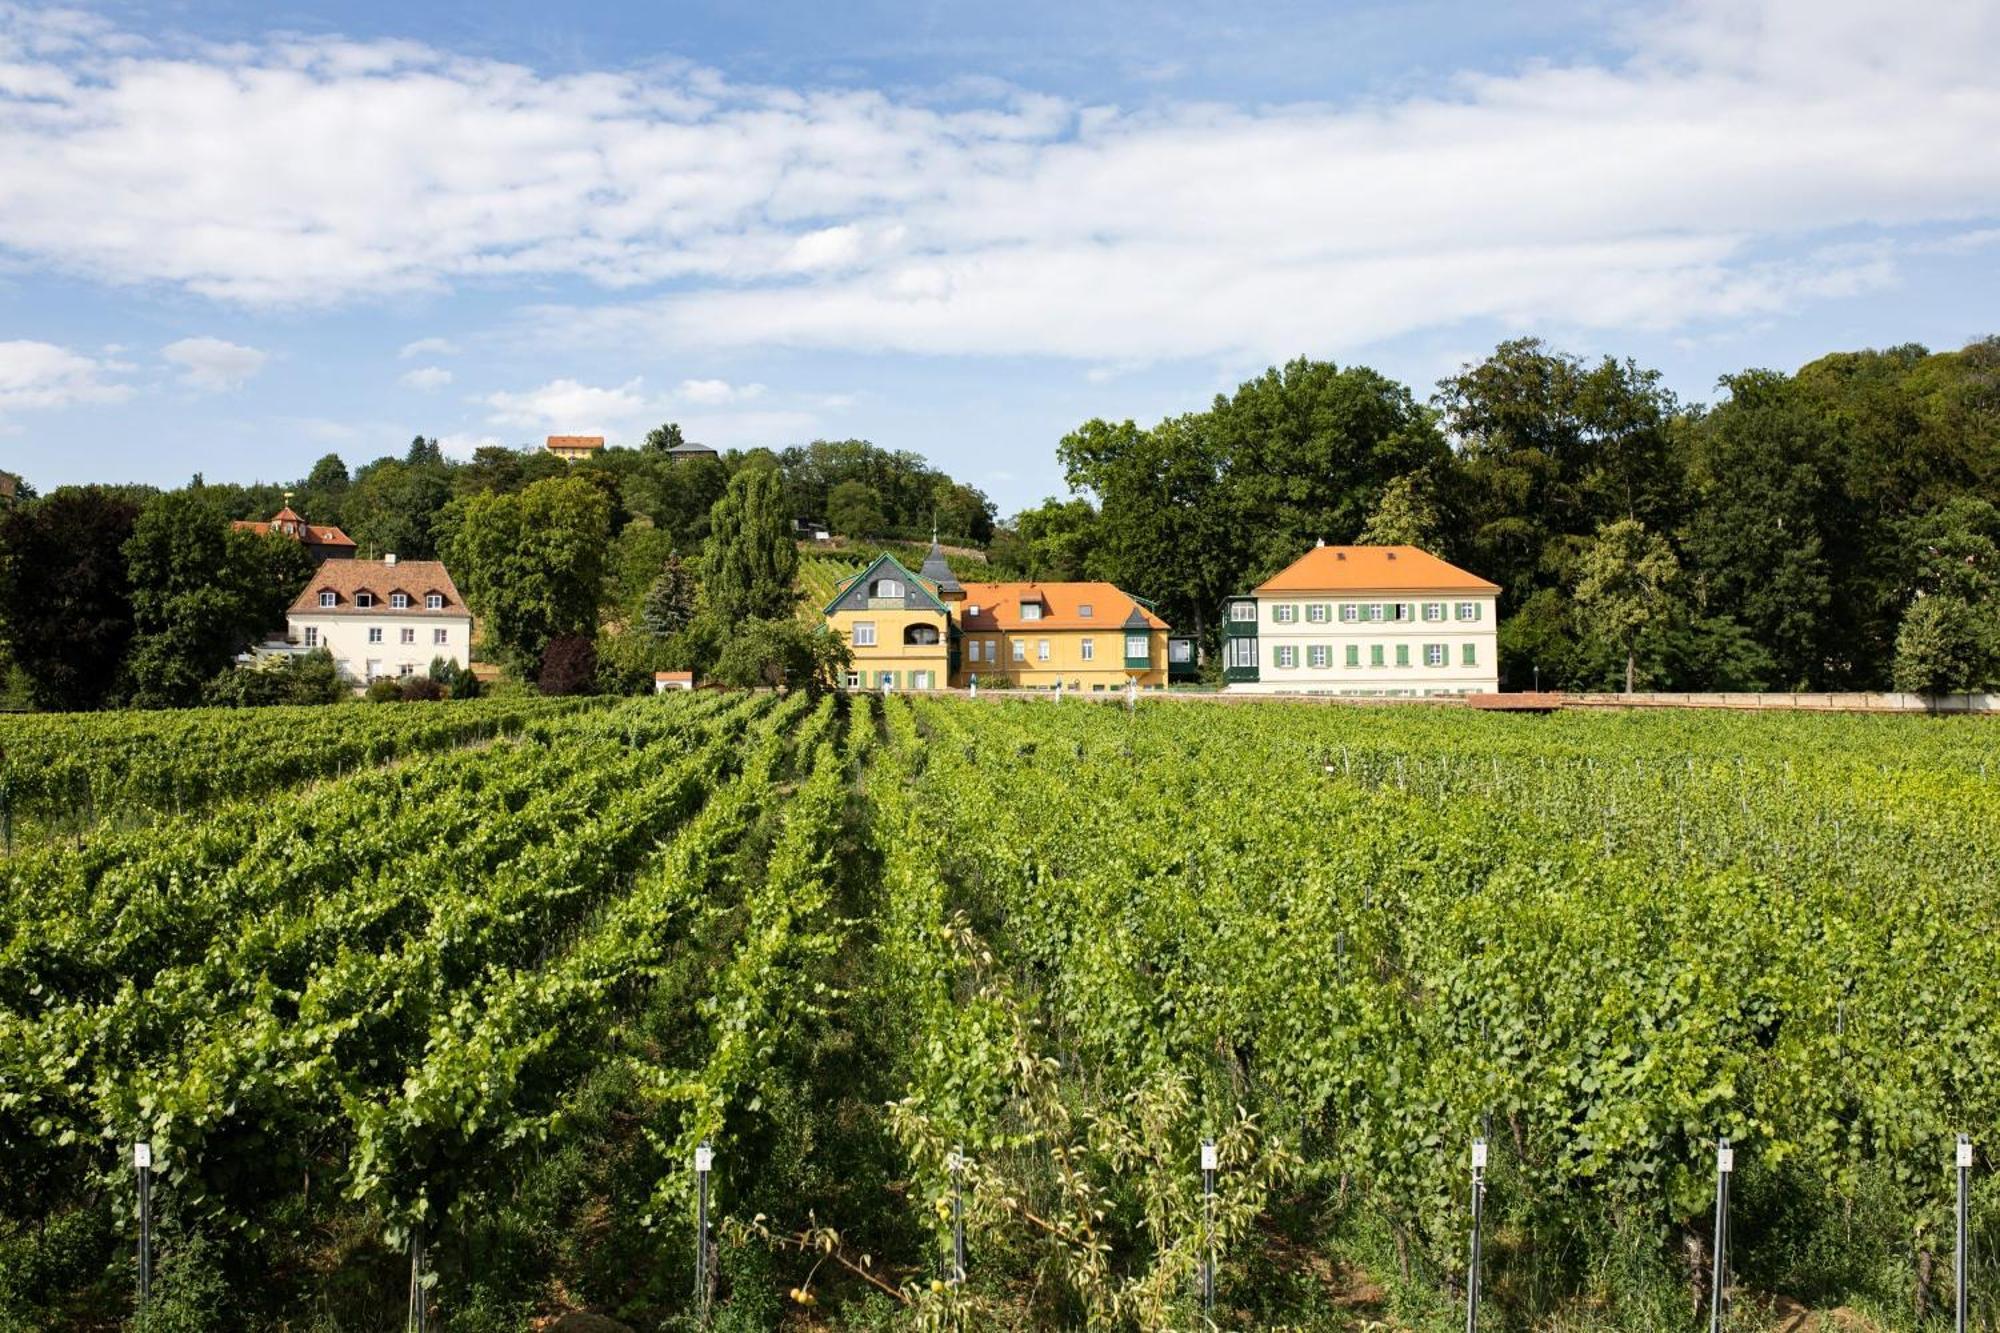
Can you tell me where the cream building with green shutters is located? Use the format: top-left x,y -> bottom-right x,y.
1221,543 -> 1499,696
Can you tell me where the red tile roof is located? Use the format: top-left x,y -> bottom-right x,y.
287,559 -> 469,616
546,435 -> 605,452
233,507 -> 356,548
1255,545 -> 1499,594
954,581 -> 1168,632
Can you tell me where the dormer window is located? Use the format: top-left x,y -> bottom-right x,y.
355,591 -> 375,609
1078,604 -> 1094,618
967,603 -> 981,617
872,578 -> 904,598
390,592 -> 410,609
1019,602 -> 1043,621
318,590 -> 336,608
426,593 -> 444,610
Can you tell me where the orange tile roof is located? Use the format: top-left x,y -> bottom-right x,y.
955,581 -> 1169,632
287,558 -> 469,616
546,435 -> 605,451
1255,545 -> 1498,594
232,507 -> 356,548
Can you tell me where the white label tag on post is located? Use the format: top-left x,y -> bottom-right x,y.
134,1143 -> 151,1169
694,1147 -> 713,1173
1471,1140 -> 1488,1169
1201,1143 -> 1217,1171
1717,1148 -> 1734,1173
947,1150 -> 963,1173
1959,1141 -> 1975,1168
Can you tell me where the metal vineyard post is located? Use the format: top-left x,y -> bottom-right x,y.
1200,1138 -> 1216,1320
134,1142 -> 151,1309
1710,1138 -> 1732,1333
1467,1137 -> 1487,1333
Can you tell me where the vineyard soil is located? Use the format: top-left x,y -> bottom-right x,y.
1,695 -> 1995,1332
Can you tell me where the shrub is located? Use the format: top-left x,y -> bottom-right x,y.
537,633 -> 599,696
364,677 -> 403,703
399,675 -> 443,702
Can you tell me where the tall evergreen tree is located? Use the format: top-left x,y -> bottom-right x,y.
0,488 -> 142,710
699,467 -> 798,623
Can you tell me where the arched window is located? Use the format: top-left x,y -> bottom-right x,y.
904,624 -> 940,645
872,578 -> 904,598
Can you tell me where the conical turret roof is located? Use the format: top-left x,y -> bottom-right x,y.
920,539 -> 962,594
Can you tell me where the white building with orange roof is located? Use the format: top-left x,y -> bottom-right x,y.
1221,543 -> 1499,696
284,554 -> 473,684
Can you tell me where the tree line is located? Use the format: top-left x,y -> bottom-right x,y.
1001,337 -> 2000,693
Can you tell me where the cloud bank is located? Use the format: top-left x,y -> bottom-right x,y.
0,1 -> 1995,364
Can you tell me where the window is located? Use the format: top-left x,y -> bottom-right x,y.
356,592 -> 374,608
368,627 -> 383,644
1229,601 -> 1257,623
1275,645 -> 1297,668
400,628 -> 415,644
1456,602 -> 1481,622
318,590 -> 336,608
426,593 -> 444,610
1339,603 -> 1359,623
1392,602 -> 1414,622
1019,601 -> 1043,621
968,640 -> 981,663
1462,643 -> 1477,667
1366,603 -> 1385,622
1273,604 -> 1297,624
304,626 -> 319,647
912,671 -> 933,690
398,663 -> 415,677
843,671 -> 860,689
1307,603 -> 1330,623
1370,644 -> 1385,667
1125,635 -> 1147,659
1080,638 -> 1094,661
1396,644 -> 1411,667
1424,643 -> 1446,667
434,628 -> 448,645
1037,639 -> 1051,661
967,604 -> 982,617
1309,644 -> 1329,669
985,640 -> 997,661
1345,644 -> 1360,668
853,621 -> 877,647
1225,638 -> 1257,669
873,578 -> 904,598
391,592 -> 410,609
1423,602 -> 1445,622
1078,604 -> 1094,618
1012,640 -> 1026,662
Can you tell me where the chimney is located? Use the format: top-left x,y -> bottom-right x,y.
1315,537 -> 1325,547
385,552 -> 398,566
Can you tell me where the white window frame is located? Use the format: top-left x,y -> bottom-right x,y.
433,628 -> 448,645
426,593 -> 444,610
356,592 -> 375,609
318,590 -> 336,608
1080,638 -> 1094,661
1339,603 -> 1359,623
1456,601 -> 1481,622
1307,603 -> 1330,623
1011,640 -> 1026,662
1037,639 -> 1051,661
1366,603 -> 1385,622
1309,644 -> 1329,669
398,663 -> 415,677
1392,602 -> 1414,622
874,578 -> 904,599
1424,643 -> 1446,667
391,592 -> 410,609
400,627 -> 415,645
1226,638 -> 1257,669
368,627 -> 383,644
1229,601 -> 1257,623
1019,602 -> 1043,621
1273,604 -> 1297,624
303,626 -> 319,647
843,671 -> 861,689
1125,634 -> 1147,659
1422,602 -> 1445,622
852,621 -> 877,647
967,640 -> 981,663
1275,644 -> 1297,669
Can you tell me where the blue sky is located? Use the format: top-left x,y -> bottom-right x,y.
2,0 -> 1997,516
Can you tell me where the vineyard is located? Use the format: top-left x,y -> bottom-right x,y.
1,695 -> 1996,1331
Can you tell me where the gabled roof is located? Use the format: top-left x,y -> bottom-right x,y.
1254,544 -> 1499,595
233,507 -> 356,548
546,435 -> 605,452
289,559 -> 470,617
667,440 -> 718,455
955,582 -> 1169,632
821,552 -> 949,615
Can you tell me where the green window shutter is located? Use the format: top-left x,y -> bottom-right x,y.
1463,643 -> 1476,666
1395,644 -> 1410,667
1345,644 -> 1360,668
1370,644 -> 1384,667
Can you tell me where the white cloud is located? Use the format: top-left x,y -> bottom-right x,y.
0,339 -> 131,414
483,377 -> 656,435
437,430 -> 503,459
399,365 -> 452,390
398,336 -> 459,358
162,336 -> 267,391
0,1 -> 1995,361
676,377 -> 764,406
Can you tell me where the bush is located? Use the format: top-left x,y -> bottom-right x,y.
710,618 -> 853,695
201,649 -> 348,707
364,677 -> 404,703
399,674 -> 443,702
426,656 -> 481,699
538,633 -> 599,696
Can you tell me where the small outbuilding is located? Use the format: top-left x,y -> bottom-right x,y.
654,671 -> 696,693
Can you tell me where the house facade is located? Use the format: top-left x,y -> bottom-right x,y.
1222,543 -> 1499,696
821,542 -> 1170,691
232,505 -> 356,562
285,555 -> 473,683
546,435 -> 605,462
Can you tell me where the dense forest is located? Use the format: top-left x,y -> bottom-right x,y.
2,336 -> 1996,707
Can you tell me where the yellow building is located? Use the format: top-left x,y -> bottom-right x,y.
953,580 -> 1169,690
545,434 -> 605,462
822,552 -> 953,690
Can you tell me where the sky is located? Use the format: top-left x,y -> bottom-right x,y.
1,0 -> 1997,516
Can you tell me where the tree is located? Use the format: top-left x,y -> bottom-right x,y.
405,435 -> 444,468
642,553 -> 699,637
1891,596 -> 1997,694
0,488 -> 141,710
344,459 -> 454,559
537,633 -> 600,695
711,618 -> 852,695
700,467 -> 798,623
201,649 -> 346,706
124,491 -> 299,707
1888,497 -> 2000,694
1571,519 -> 1681,694
827,480 -> 888,539
1357,470 -> 1446,550
437,475 -> 614,676
643,422 -> 687,454
992,498 -> 1103,582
